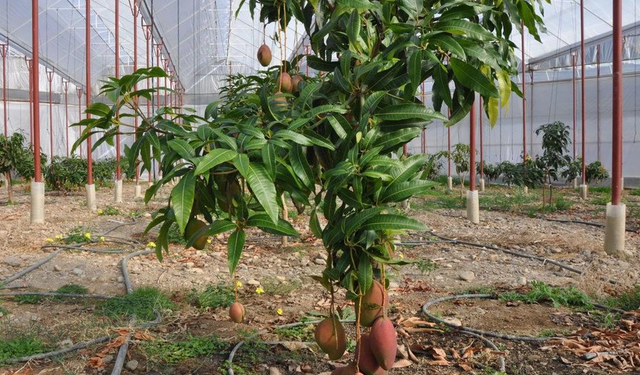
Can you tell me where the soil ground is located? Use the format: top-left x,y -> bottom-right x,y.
1,180 -> 640,375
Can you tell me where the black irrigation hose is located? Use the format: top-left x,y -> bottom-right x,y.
426,231 -> 622,285
421,294 -> 550,343
0,292 -> 113,299
111,333 -> 132,375
537,215 -> 640,233
0,249 -> 64,287
121,249 -> 155,294
41,244 -> 130,253
6,334 -> 119,363
101,218 -> 139,236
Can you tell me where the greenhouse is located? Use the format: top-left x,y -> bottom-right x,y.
1,1 -> 640,374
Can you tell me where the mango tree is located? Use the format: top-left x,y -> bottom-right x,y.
74,0 -> 548,372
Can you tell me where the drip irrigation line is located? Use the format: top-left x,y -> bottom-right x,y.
6,334 -> 119,363
0,249 -> 64,287
121,249 -> 155,294
0,292 -> 113,299
101,218 -> 139,236
426,231 -> 622,285
459,330 -> 506,373
41,244 -> 130,253
421,294 -> 549,342
536,215 -> 639,233
110,333 -> 132,375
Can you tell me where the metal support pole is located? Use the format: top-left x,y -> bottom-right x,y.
580,0 -> 586,186
521,21 -> 527,162
155,44 -> 161,113
421,82 -> 426,154
131,0 -> 140,186
596,44 -> 601,161
63,80 -> 69,157
469,98 -> 476,191
1,43 -> 8,137
46,68 -> 53,160
479,96 -> 484,181
572,52 -> 577,161
611,2 -> 623,205
144,23 -> 152,184
31,3 -> 41,182
26,57 -> 33,145
76,87 -> 83,158
115,0 -> 121,182
86,0 -> 93,186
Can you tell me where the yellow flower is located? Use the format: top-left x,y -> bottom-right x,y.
45,238 -> 54,243
255,287 -> 264,295
276,308 -> 283,316
99,236 -> 105,242
235,281 -> 243,288
398,252 -> 404,259
207,238 -> 212,244
97,209 -> 104,215
146,242 -> 156,248
84,232 -> 91,240
55,234 -> 63,240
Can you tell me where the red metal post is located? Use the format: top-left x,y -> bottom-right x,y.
479,96 -> 484,180
131,0 -> 140,185
305,44 -> 309,76
86,0 -> 93,185
144,23 -> 152,184
580,0 -> 586,185
46,69 -> 53,160
611,0 -> 623,205
114,0 -> 121,181
469,98 -> 476,191
1,43 -> 7,137
572,52 -> 577,161
76,87 -> 83,157
596,44 -> 601,161
26,57 -> 33,145
155,44 -> 161,113
521,21 -> 527,161
32,0 -> 42,182
421,82 -> 426,154
63,80 -> 69,157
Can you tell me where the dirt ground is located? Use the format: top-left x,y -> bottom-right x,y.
1,181 -> 640,375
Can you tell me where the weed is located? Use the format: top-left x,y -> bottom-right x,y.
192,284 -> 235,309
0,335 -> 49,364
14,294 -> 44,305
63,226 -> 93,244
602,285 -> 640,311
98,287 -> 175,321
500,281 -> 593,309
553,195 -> 573,211
220,360 -> 249,375
460,286 -> 496,295
416,259 -> 438,273
54,284 -> 89,301
630,187 -> 640,196
261,277 -> 301,295
167,223 -> 186,244
275,324 -> 314,341
99,205 -> 121,216
0,306 -> 7,315
590,196 -> 609,206
142,334 -> 227,363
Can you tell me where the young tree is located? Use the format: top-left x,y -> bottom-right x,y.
74,0 -> 548,368
535,121 -> 571,201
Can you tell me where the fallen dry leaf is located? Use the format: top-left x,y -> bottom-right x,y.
392,359 -> 413,368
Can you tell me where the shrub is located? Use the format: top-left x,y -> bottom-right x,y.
45,156 -> 126,191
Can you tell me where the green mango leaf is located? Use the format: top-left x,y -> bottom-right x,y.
357,254 -> 373,294
234,156 -> 279,224
389,154 -> 429,185
430,34 -> 466,59
381,180 -> 435,202
291,144 -> 315,191
193,149 -> 237,175
170,170 -> 196,234
336,0 -> 375,10
168,139 -> 196,160
408,50 -> 422,92
487,96 -> 499,127
262,143 -> 276,179
344,207 -> 385,237
347,9 -> 361,44
247,213 -> 299,236
436,20 -> 495,41
274,129 -> 313,146
362,214 -> 427,231
376,104 -> 447,122
186,219 -> 237,248
373,128 -> 422,154
227,229 -> 246,275
309,209 -> 323,238
450,58 -> 499,98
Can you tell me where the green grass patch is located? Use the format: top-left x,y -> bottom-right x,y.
590,187 -> 611,194
602,285 -> 640,311
499,281 -> 593,309
192,284 -> 235,309
0,335 -> 49,364
142,334 -> 227,364
415,259 -> 439,273
274,323 -> 314,341
13,294 -> 44,305
98,205 -> 121,216
98,287 -> 175,321
480,190 -> 539,211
